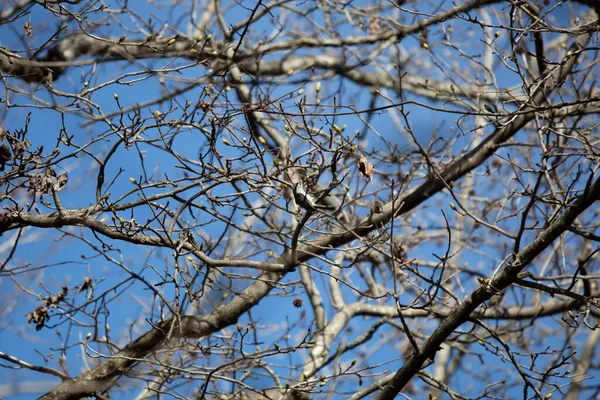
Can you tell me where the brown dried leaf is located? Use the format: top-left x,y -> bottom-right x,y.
357,154 -> 374,182
79,277 -> 92,293
24,21 -> 33,37
0,213 -> 9,234
26,306 -> 49,331
29,174 -> 49,193
330,151 -> 338,176
0,144 -> 11,171
46,286 -> 68,306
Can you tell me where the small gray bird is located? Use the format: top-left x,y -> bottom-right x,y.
293,182 -> 318,213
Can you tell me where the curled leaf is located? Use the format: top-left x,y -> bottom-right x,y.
331,151 -> 339,176
26,306 -> 49,331
30,169 -> 55,193
357,155 -> 374,182
24,21 -> 33,37
0,144 -> 11,171
79,277 -> 92,293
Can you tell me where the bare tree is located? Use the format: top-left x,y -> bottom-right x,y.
1,0 -> 600,399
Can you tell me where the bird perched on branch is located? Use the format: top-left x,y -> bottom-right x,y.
292,182 -> 319,213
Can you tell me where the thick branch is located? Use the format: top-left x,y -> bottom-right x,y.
375,20 -> 598,399
32,7 -> 599,400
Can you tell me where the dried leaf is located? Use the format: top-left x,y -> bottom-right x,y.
0,213 -> 9,236
26,306 -> 49,331
0,144 -> 11,171
46,286 -> 68,306
26,287 -> 67,331
79,277 -> 92,293
330,151 -> 338,176
30,173 -> 53,193
357,154 -> 374,182
24,21 -> 33,37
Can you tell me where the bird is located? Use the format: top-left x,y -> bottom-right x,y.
293,182 -> 318,213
